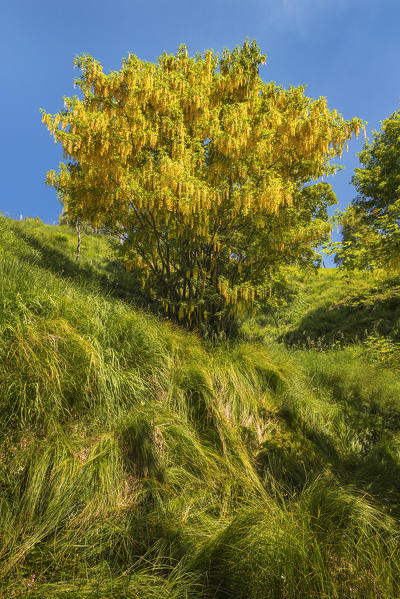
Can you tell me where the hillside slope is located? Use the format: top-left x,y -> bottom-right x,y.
243,266 -> 400,348
1,216 -> 400,598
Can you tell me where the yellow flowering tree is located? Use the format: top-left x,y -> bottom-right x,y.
42,41 -> 362,335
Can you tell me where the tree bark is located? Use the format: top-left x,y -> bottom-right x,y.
76,220 -> 81,261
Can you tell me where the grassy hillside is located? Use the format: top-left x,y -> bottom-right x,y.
242,267 -> 400,348
1,216 -> 400,598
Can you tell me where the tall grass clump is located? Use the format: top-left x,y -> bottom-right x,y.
197,478 -> 400,599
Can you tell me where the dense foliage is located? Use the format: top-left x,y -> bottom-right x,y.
42,41 -> 361,335
353,107 -> 400,216
332,107 -> 400,271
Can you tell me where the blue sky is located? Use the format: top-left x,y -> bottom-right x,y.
1,0 -> 399,264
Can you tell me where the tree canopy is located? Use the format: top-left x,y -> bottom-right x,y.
352,107 -> 400,217
332,107 -> 400,272
42,41 -> 362,335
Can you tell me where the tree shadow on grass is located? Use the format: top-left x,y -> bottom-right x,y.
313,366 -> 400,512
262,419 -> 400,516
11,226 -> 155,309
269,385 -> 400,515
279,281 -> 400,349
338,448 -> 400,515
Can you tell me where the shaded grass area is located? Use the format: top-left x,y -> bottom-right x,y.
1,217 -> 400,598
243,268 -> 400,349
7,219 -> 151,305
282,280 -> 400,348
294,350 -> 400,510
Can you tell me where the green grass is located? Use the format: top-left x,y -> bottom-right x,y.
242,267 -> 400,349
1,216 -> 400,597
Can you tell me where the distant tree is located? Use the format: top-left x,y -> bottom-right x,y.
353,107 -> 400,218
332,107 -> 400,272
332,201 -> 400,272
42,41 -> 362,335
333,204 -> 366,266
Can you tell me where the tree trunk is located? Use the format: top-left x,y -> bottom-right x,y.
76,220 -> 81,261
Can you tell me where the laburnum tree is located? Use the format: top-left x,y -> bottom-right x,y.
332,107 -> 400,272
42,41 -> 362,335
